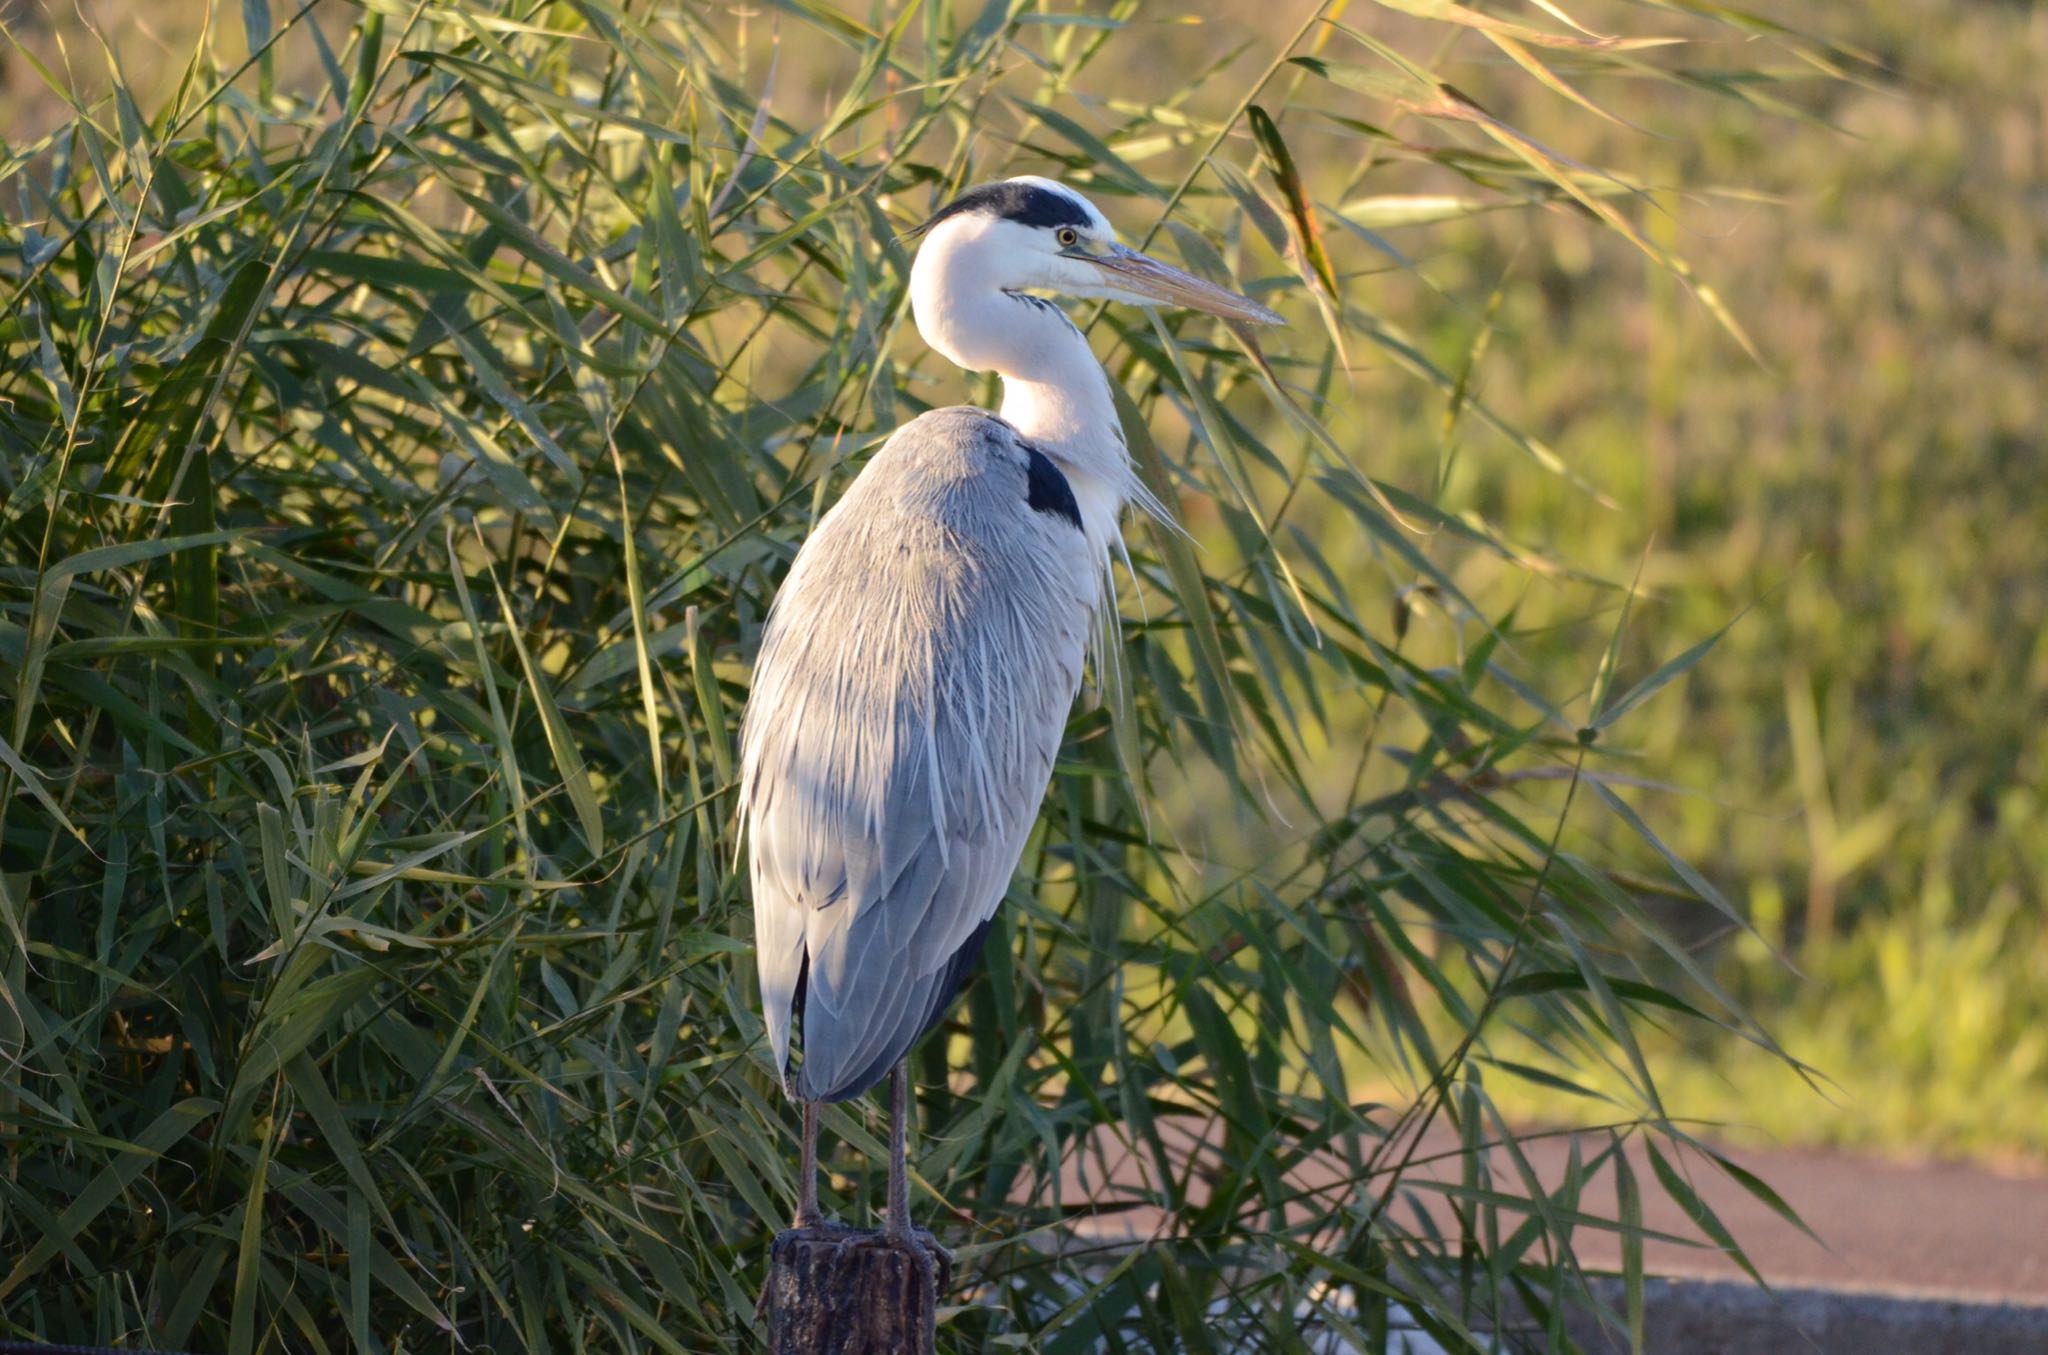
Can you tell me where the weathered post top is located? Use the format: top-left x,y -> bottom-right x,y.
763,1224 -> 952,1355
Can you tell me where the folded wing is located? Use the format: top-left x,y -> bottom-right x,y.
740,408 -> 1095,1102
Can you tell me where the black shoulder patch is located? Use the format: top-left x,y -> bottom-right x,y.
916,180 -> 1094,236
1023,444 -> 1083,531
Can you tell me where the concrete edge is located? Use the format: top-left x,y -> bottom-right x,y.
1563,1275 -> 2048,1354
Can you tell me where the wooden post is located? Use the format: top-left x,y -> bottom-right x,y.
763,1224 -> 951,1354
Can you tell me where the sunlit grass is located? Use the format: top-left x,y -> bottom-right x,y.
1483,877 -> 2048,1166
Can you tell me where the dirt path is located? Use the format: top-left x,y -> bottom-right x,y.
1510,1135 -> 2048,1299
1045,1121 -> 2048,1299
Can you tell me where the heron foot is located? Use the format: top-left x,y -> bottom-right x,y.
872,1218 -> 951,1297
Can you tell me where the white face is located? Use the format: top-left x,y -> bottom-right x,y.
984,215 -> 1132,301
985,176 -> 1125,296
918,176 -> 1284,324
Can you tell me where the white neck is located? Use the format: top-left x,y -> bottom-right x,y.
910,236 -> 1139,561
994,309 -> 1133,556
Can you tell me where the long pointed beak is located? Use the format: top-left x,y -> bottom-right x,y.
1084,244 -> 1284,325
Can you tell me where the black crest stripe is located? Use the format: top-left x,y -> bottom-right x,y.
1023,445 -> 1083,531
916,180 -> 1094,236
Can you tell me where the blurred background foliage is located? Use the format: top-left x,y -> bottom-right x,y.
0,0 -> 2041,1351
1417,0 -> 2048,1159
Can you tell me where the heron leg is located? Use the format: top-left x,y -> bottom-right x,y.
879,1061 -> 945,1325
883,1062 -> 913,1244
794,1099 -> 823,1229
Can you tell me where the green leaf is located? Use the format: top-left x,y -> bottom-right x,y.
0,730 -> 84,845
1645,1138 -> 1770,1289
1015,100 -> 1155,199
1615,1135 -> 1646,1354
1594,614 -> 1745,731
241,0 -> 271,53
1706,1147 -> 1823,1247
1246,105 -> 1338,300
42,530 -> 245,586
228,1110 -> 279,1355
1591,782 -> 1750,933
486,559 -> 606,859
0,1099 -> 219,1300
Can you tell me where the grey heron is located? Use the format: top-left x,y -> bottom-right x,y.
739,176 -> 1281,1252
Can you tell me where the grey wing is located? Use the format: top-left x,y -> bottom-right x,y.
740,409 -> 1095,1102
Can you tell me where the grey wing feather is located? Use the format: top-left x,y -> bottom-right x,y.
739,408 -> 1096,1102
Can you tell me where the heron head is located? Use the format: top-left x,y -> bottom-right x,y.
907,175 -> 1282,326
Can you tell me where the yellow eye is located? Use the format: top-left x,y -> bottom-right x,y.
1055,227 -> 1080,248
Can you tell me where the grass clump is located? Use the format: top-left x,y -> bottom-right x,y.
1,1 -> 1850,1350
